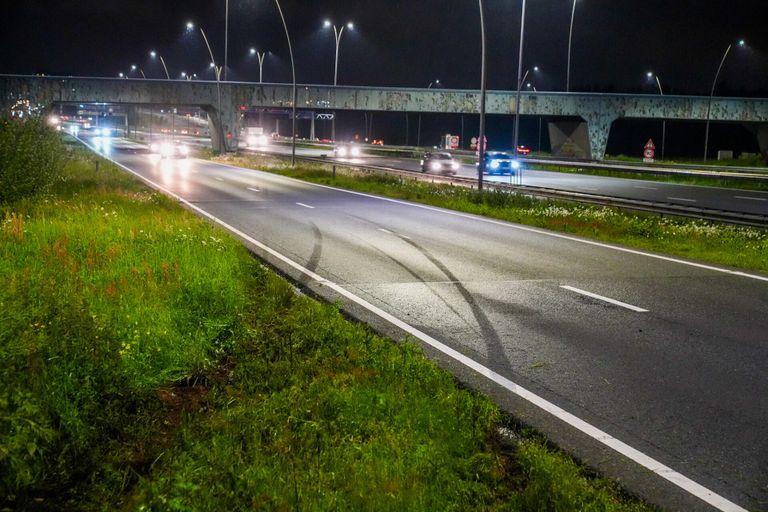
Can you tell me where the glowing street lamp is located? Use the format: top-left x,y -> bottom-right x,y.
149,50 -> 170,80
703,39 -> 746,161
324,20 -> 354,142
249,48 -> 267,83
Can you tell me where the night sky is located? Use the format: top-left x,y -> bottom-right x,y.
2,1 -> 767,154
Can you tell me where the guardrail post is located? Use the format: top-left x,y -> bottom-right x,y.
333,164 -> 336,179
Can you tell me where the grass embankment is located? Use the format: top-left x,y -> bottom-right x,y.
216,153 -> 768,274
0,137 -> 654,509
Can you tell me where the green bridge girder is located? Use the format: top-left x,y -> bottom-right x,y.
2,75 -> 768,158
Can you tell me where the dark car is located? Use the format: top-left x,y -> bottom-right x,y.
480,152 -> 520,175
420,152 -> 460,174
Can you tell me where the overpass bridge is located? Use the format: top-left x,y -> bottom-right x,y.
2,74 -> 767,160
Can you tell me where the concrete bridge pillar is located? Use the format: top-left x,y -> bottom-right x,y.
203,105 -> 241,153
756,125 -> 768,163
584,113 -> 615,161
548,114 -> 615,160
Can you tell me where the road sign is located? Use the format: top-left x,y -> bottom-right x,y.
643,139 -> 655,163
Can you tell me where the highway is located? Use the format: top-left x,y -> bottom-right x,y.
254,143 -> 768,218
97,138 -> 767,511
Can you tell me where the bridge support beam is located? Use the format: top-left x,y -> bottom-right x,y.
547,114 -> 615,160
204,106 -> 241,153
756,125 -> 768,163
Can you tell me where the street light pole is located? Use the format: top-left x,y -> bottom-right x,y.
150,51 -> 170,80
417,80 -> 439,148
704,40 -> 744,162
275,0 -> 297,165
513,0 -> 528,185
567,0 -> 577,92
647,72 -> 666,160
224,0 -> 229,81
324,20 -> 353,142
477,0 -> 487,191
191,23 -> 224,151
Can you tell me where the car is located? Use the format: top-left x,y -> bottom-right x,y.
150,140 -> 190,159
420,152 -> 460,174
246,133 -> 269,148
334,143 -> 361,158
479,152 -> 520,175
516,145 -> 531,155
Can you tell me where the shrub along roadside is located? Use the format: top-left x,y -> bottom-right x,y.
0,118 -> 65,204
1,142 -> 653,510
214,153 -> 768,274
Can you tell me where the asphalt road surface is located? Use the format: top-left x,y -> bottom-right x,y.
255,143 -> 768,217
95,138 -> 768,511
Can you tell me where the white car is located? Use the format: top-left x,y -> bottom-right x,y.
150,141 -> 190,159
246,134 -> 269,147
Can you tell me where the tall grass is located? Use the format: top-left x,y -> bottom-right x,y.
1,151 -> 256,505
1,140 -> 654,510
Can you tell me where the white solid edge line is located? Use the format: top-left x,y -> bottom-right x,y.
734,196 -> 766,202
104,154 -> 749,512
560,286 -> 649,313
296,202 -> 315,209
667,196 -> 697,202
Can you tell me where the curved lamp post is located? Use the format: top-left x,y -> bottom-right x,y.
417,79 -> 440,148
477,0 -> 488,191
149,51 -> 170,80
187,22 -> 224,151
512,0 -> 528,184
249,48 -> 267,83
324,20 -> 354,142
275,0 -> 297,165
703,39 -> 745,162
646,71 -> 666,160
566,0 -> 577,92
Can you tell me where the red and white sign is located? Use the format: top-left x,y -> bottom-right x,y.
444,134 -> 460,149
643,139 -> 655,163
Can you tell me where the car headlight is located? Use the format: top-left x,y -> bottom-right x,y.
178,145 -> 189,156
350,146 -> 361,157
246,135 -> 258,146
420,160 -> 424,165
337,147 -> 348,157
451,162 -> 459,170
490,160 -> 500,169
101,128 -> 111,137
150,143 -> 160,153
160,142 -> 175,156
511,160 -> 521,170
430,161 -> 442,171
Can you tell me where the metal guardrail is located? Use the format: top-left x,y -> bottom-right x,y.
255,150 -> 768,228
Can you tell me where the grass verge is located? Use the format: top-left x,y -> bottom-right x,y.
0,143 -> 656,510
213,153 -> 768,274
